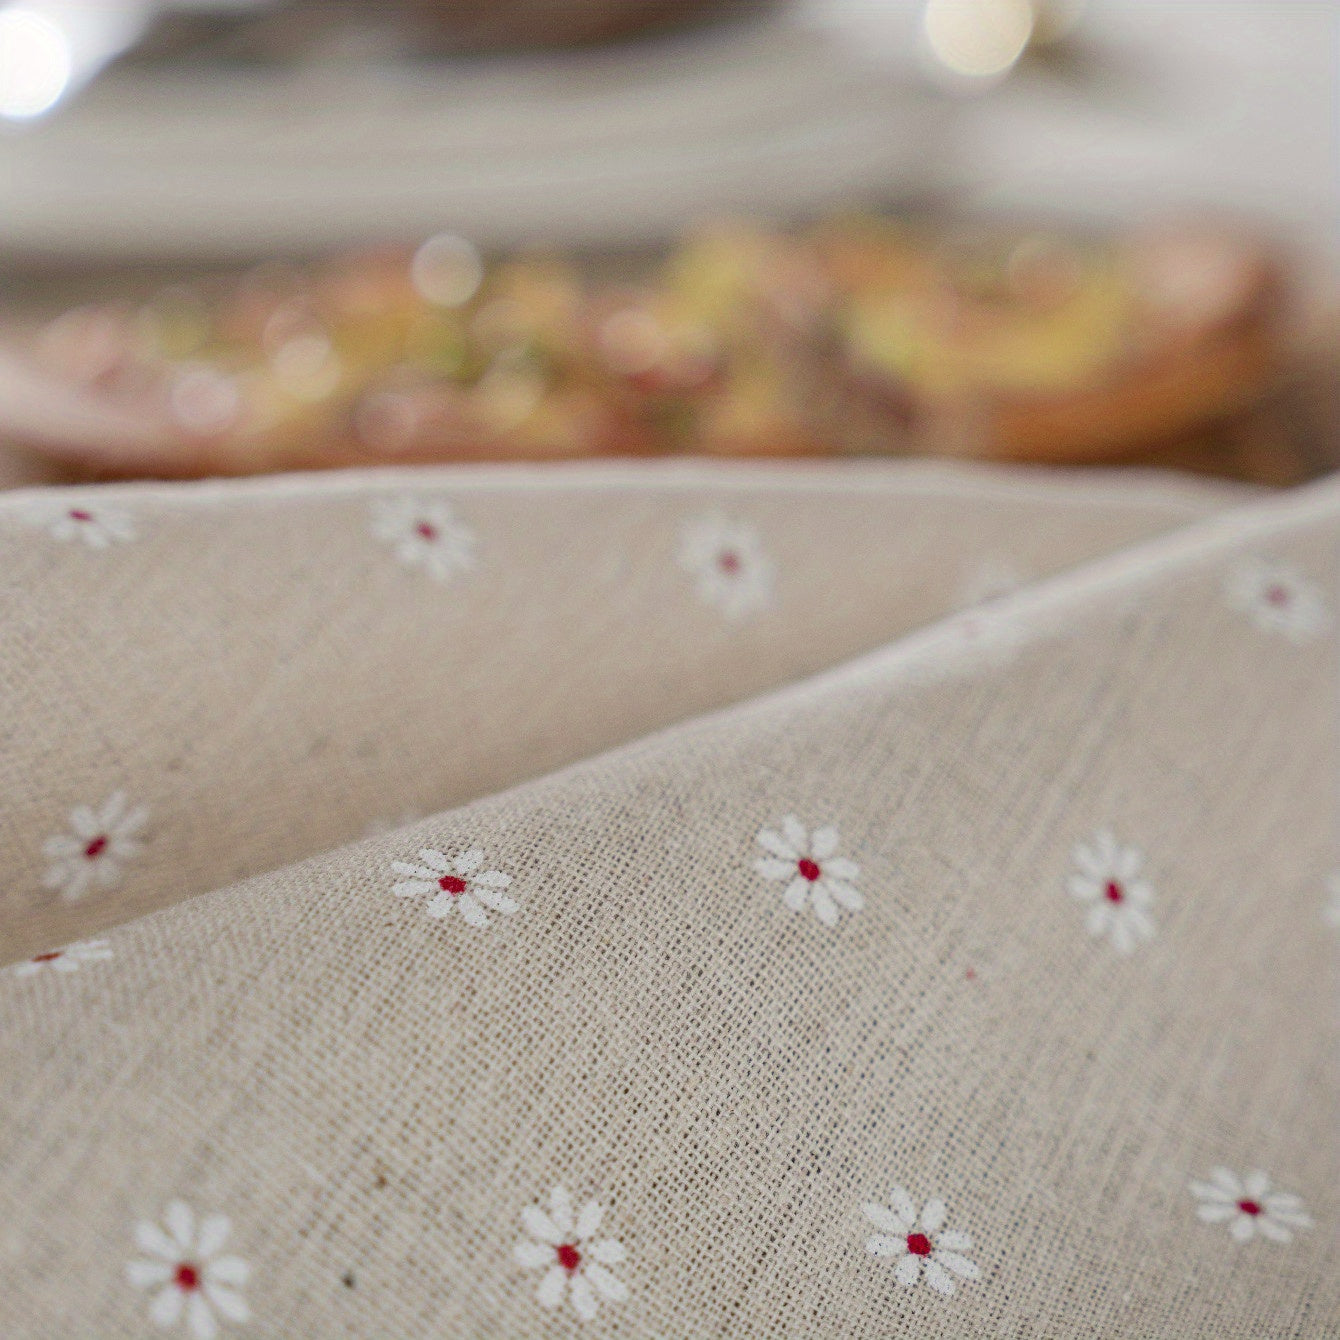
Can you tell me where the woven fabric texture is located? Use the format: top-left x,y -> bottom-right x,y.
0,462 -> 1333,1339
0,461 -> 1240,963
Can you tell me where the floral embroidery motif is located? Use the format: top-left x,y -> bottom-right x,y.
514,1185 -> 629,1321
126,1201 -> 251,1338
41,792 -> 147,901
1066,830 -> 1155,954
1225,557 -> 1330,643
755,815 -> 863,927
863,1188 -> 979,1295
21,498 -> 136,548
370,495 -> 475,582
11,938 -> 112,977
390,847 -> 516,927
678,515 -> 774,619
1189,1168 -> 1312,1244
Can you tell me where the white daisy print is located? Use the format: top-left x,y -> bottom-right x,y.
514,1185 -> 629,1321
390,847 -> 516,927
11,938 -> 112,977
41,791 -> 148,901
126,1200 -> 251,1338
1189,1167 -> 1313,1244
21,498 -> 137,549
754,815 -> 863,927
1066,830 -> 1155,954
371,495 -> 475,582
863,1188 -> 980,1295
1225,557 -> 1330,643
678,515 -> 774,620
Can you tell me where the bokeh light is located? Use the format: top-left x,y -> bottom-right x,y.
0,5 -> 73,121
922,0 -> 1034,84
411,234 -> 485,309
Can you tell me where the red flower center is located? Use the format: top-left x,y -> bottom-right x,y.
438,874 -> 467,895
83,835 -> 108,860
1104,880 -> 1124,903
32,951 -> 62,963
415,522 -> 438,541
717,550 -> 741,574
174,1263 -> 201,1291
1265,585 -> 1290,607
797,858 -> 822,882
1237,1199 -> 1262,1217
69,509 -> 94,523
906,1232 -> 933,1257
555,1243 -> 581,1273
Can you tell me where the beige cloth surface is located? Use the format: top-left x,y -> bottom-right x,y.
0,461 -> 1245,964
0,460 -> 1334,1338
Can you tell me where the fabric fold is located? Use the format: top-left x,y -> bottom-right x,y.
1,467 -> 1333,1337
0,460 -> 1246,963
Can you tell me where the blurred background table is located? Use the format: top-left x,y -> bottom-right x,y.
0,0 -> 1336,485
1,1 -> 1336,260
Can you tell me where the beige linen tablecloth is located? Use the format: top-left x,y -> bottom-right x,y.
0,460 -> 1333,1337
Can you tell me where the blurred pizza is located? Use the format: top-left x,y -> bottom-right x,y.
4,215 -> 1292,479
